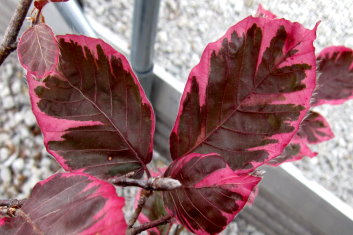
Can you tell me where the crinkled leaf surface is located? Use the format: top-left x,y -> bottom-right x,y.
170,16 -> 317,173
162,153 -> 261,235
27,35 -> 155,179
313,46 -> 353,106
0,173 -> 126,235
267,111 -> 333,165
255,4 -> 277,19
18,23 -> 59,79
34,0 -> 69,10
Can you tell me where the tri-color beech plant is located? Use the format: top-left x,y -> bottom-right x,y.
0,1 -> 352,234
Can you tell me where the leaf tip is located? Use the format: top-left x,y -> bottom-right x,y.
255,4 -> 277,19
313,21 -> 321,33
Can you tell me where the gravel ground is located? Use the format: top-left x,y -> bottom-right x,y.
0,0 -> 352,234
0,55 -> 60,199
82,0 -> 353,208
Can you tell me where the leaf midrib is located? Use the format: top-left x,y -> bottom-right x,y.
34,26 -> 49,69
58,72 -> 148,174
183,30 -> 308,158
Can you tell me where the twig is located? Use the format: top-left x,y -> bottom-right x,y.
0,199 -> 26,208
109,176 -> 181,191
128,189 -> 152,228
0,0 -> 33,66
127,214 -> 173,235
109,177 -> 152,190
16,209 -> 44,235
0,199 -> 27,218
110,176 -> 180,227
0,201 -> 43,234
174,224 -> 185,235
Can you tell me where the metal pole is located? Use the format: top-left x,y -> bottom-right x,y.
54,0 -> 96,37
131,0 -> 161,98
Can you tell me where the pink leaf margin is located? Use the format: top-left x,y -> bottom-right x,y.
68,173 -> 127,235
170,16 -> 318,172
164,153 -> 261,235
267,135 -> 317,166
255,4 -> 277,19
27,34 -> 155,171
267,111 -> 334,166
303,111 -> 334,144
38,173 -> 127,235
0,172 -> 127,235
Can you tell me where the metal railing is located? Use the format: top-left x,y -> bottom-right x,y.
130,0 -> 160,98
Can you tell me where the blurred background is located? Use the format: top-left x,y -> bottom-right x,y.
0,0 -> 352,234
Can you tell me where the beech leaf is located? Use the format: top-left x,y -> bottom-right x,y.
267,111 -> 333,165
162,153 -> 261,235
313,46 -> 353,106
170,16 -> 317,173
17,23 -> 59,79
0,173 -> 126,234
27,35 -> 155,179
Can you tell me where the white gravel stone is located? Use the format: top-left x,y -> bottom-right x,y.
19,127 -> 30,139
12,158 -> 24,173
40,157 -> 52,168
22,177 -> 38,196
2,96 -> 15,109
0,147 -> 10,161
0,166 -> 12,185
24,109 -> 37,127
11,80 -> 22,94
3,63 -> 13,78
0,133 -> 10,143
0,87 -> 10,98
14,112 -> 23,124
3,152 -> 17,167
